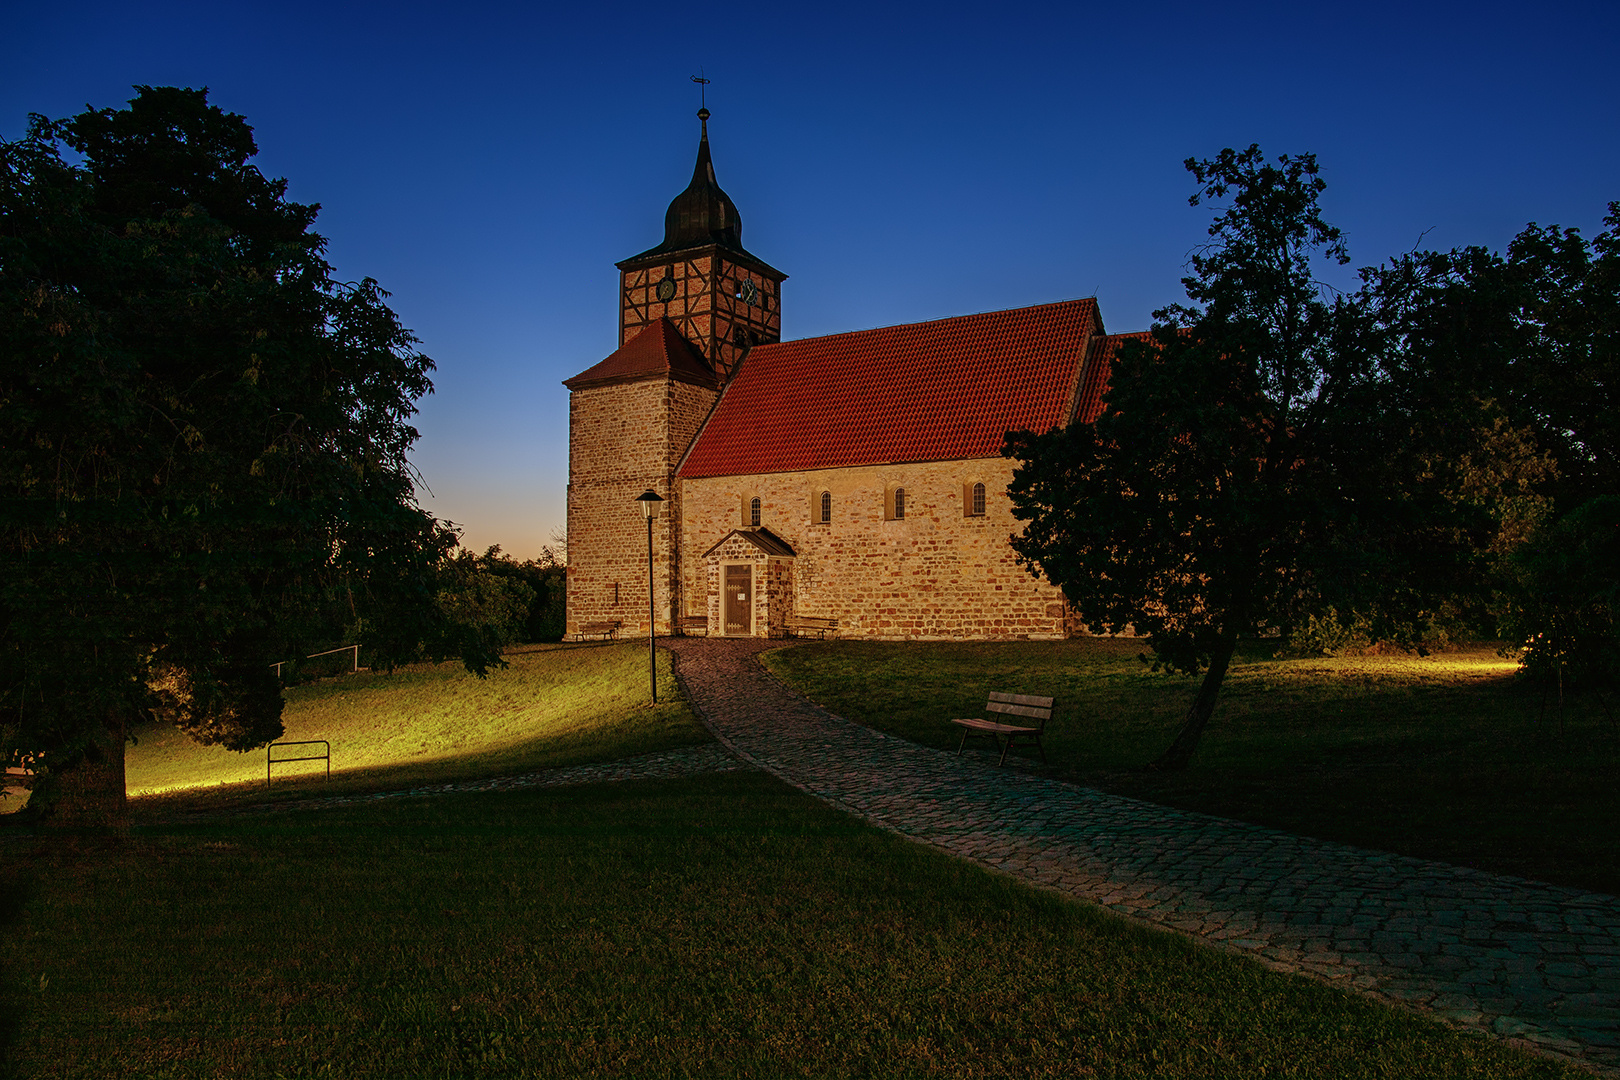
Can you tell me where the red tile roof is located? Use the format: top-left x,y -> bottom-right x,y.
564,317 -> 716,389
1072,331 -> 1155,424
678,299 -> 1101,478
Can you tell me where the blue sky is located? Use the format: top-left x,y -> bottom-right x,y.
5,0 -> 1616,558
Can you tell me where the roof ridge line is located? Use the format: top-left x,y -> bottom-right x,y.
763,296 -> 1100,349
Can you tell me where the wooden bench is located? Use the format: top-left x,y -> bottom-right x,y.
576,620 -> 622,640
951,692 -> 1055,765
783,615 -> 839,639
677,614 -> 709,636
3,750 -> 40,806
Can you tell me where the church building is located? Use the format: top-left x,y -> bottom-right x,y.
563,109 -> 1146,641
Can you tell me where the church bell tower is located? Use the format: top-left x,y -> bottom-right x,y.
563,108 -> 785,641
614,107 -> 787,383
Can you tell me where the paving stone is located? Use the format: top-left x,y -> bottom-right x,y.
1546,961 -> 1593,978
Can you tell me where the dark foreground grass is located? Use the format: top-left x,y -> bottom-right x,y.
763,639 -> 1620,896
0,772 -> 1579,1079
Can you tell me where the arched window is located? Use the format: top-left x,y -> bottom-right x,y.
893,487 -> 906,520
820,491 -> 832,523
749,497 -> 761,527
972,482 -> 986,516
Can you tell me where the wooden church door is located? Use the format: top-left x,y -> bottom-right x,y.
723,564 -> 753,636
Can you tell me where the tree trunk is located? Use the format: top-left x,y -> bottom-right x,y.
1150,630 -> 1240,771
41,709 -> 129,833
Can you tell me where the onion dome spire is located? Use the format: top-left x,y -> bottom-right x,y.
661,107 -> 743,251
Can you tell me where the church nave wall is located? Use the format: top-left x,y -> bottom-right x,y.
679,459 -> 1070,640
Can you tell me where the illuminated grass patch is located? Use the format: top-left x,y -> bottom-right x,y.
123,642 -> 704,812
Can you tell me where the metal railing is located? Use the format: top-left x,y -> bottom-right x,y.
271,645 -> 359,680
267,740 -> 330,787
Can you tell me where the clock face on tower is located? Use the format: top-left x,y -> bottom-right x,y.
739,279 -> 758,305
656,276 -> 676,302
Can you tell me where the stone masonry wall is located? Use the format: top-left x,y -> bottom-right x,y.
765,556 -> 794,636
679,458 -> 1069,639
566,375 -> 718,638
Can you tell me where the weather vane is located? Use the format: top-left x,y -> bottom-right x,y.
690,71 -> 710,111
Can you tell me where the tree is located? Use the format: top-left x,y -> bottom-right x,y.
433,546 -> 537,658
1362,205 -> 1618,685
0,86 -> 495,827
1497,496 -> 1620,703
1363,204 -> 1618,512
474,545 -> 567,644
1003,147 -> 1545,770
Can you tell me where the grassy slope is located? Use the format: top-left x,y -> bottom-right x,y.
0,772 -> 1579,1079
122,642 -> 706,816
763,639 -> 1620,896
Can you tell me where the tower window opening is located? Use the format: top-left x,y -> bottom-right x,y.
972,482 -> 986,516
750,497 -> 761,527
820,491 -> 831,523
893,488 -> 906,520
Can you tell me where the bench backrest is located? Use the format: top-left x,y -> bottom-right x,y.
986,692 -> 1055,730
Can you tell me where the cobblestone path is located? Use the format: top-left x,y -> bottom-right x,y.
665,636 -> 1620,1075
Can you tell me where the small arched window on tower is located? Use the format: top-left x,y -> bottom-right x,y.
750,497 -> 762,527
892,487 -> 906,520
820,491 -> 832,523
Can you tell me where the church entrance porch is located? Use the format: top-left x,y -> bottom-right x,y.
702,528 -> 796,638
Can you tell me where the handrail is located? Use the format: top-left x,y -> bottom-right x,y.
271,644 -> 359,679
267,740 -> 330,787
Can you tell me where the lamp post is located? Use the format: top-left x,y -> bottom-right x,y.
634,489 -> 664,702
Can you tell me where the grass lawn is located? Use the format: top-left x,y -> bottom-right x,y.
113,641 -> 705,818
0,771 -> 1583,1079
762,639 -> 1620,896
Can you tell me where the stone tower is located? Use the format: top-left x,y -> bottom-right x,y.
564,109 -> 785,639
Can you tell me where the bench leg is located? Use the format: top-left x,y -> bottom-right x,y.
997,733 -> 1045,767
956,727 -> 970,757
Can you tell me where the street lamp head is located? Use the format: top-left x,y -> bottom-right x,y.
635,489 -> 664,520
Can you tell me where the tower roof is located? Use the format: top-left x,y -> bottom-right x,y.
620,109 -> 771,268
563,317 -> 717,389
